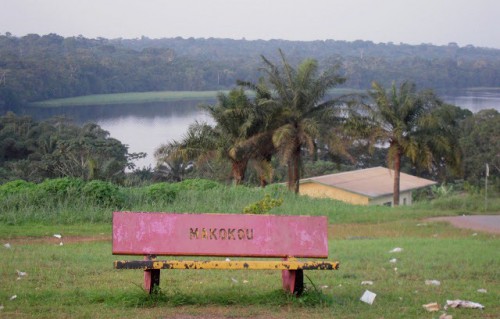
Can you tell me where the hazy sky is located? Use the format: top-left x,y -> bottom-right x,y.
1,0 -> 499,49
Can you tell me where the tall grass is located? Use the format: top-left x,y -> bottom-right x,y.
1,178 -> 498,226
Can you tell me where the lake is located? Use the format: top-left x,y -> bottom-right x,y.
24,88 -> 500,169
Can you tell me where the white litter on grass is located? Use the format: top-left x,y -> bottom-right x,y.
361,281 -> 373,286
243,280 -> 249,284
9,295 -> 17,301
394,267 -> 398,272
472,233 -> 478,236
53,234 -> 62,239
16,270 -> 27,277
16,270 -> 27,280
422,302 -> 440,312
439,314 -> 453,319
231,277 -> 238,283
445,299 -> 485,310
360,290 -> 376,305
3,243 -> 11,249
477,288 -> 487,293
389,247 -> 403,253
320,285 -> 329,289
0,304 -> 4,310
389,258 -> 397,263
225,258 -> 230,261
425,280 -> 441,286
416,223 -> 428,227
59,242 -> 63,246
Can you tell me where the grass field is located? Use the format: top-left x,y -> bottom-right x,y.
29,91 -> 222,108
28,88 -> 365,108
0,184 -> 498,318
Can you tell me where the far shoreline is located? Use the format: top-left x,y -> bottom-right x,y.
28,88 -> 363,108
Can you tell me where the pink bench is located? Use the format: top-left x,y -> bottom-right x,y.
113,211 -> 339,295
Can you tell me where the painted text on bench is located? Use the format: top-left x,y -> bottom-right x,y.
189,228 -> 254,240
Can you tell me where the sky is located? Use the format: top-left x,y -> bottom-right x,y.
1,0 -> 500,49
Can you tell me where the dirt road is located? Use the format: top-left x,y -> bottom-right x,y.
426,215 -> 500,234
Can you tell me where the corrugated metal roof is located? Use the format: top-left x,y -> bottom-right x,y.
300,166 -> 437,198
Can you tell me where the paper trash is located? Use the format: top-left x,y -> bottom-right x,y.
389,247 -> 403,253
3,243 -> 11,249
425,280 -> 441,286
422,302 -> 440,312
53,234 -> 62,239
477,288 -> 487,293
360,290 -> 376,305
445,299 -> 484,310
361,281 -> 374,285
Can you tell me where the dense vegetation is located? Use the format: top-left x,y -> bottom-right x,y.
156,52 -> 498,196
1,177 -> 498,226
1,33 -> 499,109
0,112 -> 144,183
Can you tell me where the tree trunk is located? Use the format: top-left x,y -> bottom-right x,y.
287,160 -> 294,191
259,175 -> 268,188
393,147 -> 402,206
293,150 -> 300,194
288,144 -> 301,194
231,159 -> 248,185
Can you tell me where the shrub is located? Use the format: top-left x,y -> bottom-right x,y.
173,179 -> 221,191
0,180 -> 36,197
243,194 -> 284,214
38,177 -> 85,196
144,183 -> 177,203
82,180 -> 124,207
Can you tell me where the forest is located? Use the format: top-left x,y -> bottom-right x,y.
1,33 -> 500,110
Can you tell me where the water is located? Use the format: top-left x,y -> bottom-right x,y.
22,88 -> 500,169
26,100 -> 214,169
439,88 -> 500,113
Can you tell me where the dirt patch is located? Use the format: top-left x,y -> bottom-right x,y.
425,215 -> 500,235
4,234 -> 111,245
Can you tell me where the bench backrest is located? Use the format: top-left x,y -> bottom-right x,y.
112,212 -> 329,258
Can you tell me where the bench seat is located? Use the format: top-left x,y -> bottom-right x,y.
115,259 -> 339,270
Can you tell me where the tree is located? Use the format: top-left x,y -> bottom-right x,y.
156,88 -> 268,185
460,109 -> 499,189
257,50 -> 345,193
367,81 -> 460,205
0,113 -> 134,183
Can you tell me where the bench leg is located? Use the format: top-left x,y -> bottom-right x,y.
144,269 -> 160,294
143,255 -> 160,293
282,269 -> 304,296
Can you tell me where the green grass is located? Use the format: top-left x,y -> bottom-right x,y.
28,88 -> 365,108
0,183 -> 498,318
0,223 -> 497,318
29,91 -> 222,108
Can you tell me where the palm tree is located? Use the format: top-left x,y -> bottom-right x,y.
156,88 -> 270,185
258,50 -> 345,193
367,81 -> 460,205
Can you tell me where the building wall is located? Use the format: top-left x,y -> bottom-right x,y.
299,182 -> 369,205
368,191 -> 412,206
300,182 -> 413,206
